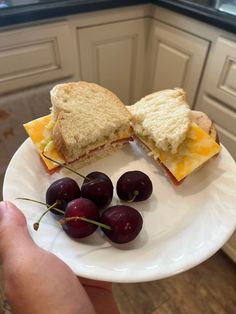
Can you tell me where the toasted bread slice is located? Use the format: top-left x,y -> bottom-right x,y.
51,81 -> 133,163
128,88 -> 191,154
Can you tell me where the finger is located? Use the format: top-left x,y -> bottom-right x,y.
0,201 -> 34,259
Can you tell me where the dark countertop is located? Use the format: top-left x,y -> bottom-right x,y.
155,0 -> 236,34
0,0 -> 235,34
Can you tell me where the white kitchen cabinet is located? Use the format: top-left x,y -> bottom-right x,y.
204,37 -> 236,111
0,21 -> 78,95
195,36 -> 236,159
146,20 -> 210,107
77,18 -> 147,105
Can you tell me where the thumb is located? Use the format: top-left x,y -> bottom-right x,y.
0,201 -> 35,259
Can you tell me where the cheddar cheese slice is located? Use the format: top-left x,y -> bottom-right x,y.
138,122 -> 221,181
23,115 -> 65,170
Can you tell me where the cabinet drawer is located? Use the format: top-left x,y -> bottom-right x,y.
0,22 -> 75,94
206,37 -> 236,111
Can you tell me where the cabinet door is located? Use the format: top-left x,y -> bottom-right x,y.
147,21 -> 209,107
204,37 -> 236,111
78,19 -> 146,105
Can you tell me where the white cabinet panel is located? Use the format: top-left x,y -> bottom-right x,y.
147,20 -> 210,107
206,37 -> 236,110
78,19 -> 146,105
154,42 -> 189,89
0,41 -> 57,78
0,22 -> 76,94
197,94 -> 236,136
196,94 -> 236,159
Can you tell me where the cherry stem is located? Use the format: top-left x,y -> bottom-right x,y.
60,216 -> 111,230
128,190 -> 139,202
16,197 -> 64,215
33,202 -> 59,231
16,198 -> 111,231
42,152 -> 89,181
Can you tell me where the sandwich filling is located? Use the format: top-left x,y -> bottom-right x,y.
52,111 -> 132,163
24,114 -> 133,170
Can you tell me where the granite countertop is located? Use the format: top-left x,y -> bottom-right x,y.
0,0 -> 235,34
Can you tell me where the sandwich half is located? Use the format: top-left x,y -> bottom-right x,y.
127,88 -> 221,185
24,81 -> 133,171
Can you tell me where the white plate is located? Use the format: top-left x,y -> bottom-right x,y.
3,138 -> 236,283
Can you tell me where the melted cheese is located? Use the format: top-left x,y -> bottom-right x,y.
23,115 -> 65,170
138,123 -> 221,181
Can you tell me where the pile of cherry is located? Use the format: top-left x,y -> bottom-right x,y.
24,170 -> 153,244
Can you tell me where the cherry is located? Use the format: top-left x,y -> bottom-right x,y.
62,198 -> 102,238
46,177 -> 81,215
100,205 -> 143,244
81,172 -> 113,209
116,170 -> 153,202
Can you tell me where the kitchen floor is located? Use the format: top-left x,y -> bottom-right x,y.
113,250 -> 236,314
0,181 -> 236,314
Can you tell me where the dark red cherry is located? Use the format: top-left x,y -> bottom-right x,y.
100,205 -> 143,244
116,171 -> 153,202
81,171 -> 113,209
46,177 -> 81,215
62,198 -> 100,238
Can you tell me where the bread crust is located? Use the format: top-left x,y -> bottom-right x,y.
52,117 -> 68,160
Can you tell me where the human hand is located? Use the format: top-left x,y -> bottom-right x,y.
0,201 -> 96,314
